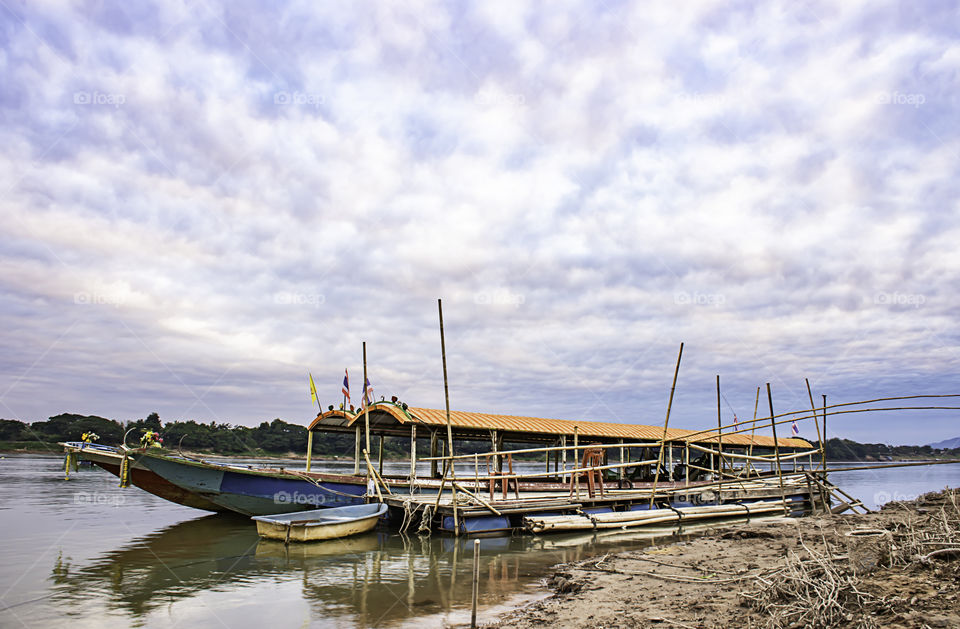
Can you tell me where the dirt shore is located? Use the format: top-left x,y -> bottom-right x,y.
492,490 -> 960,629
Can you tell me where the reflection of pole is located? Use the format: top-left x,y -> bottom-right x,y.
650,343 -> 683,507
471,539 -> 481,628
766,383 -> 787,514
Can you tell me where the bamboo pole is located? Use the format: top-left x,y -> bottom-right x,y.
306,430 -> 313,472
378,434 -> 384,477
363,342 -> 371,464
804,379 -> 826,471
573,426 -> 579,500
437,298 -> 458,535
716,374 -> 723,501
419,440 -> 661,463
766,383 -> 787,514
650,342 -> 683,507
453,481 -> 502,516
410,424 -> 417,481
748,386 -> 760,466
363,449 -> 383,502
354,425 -> 361,475
471,539 -> 481,628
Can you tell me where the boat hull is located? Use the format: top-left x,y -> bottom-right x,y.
252,504 -> 387,542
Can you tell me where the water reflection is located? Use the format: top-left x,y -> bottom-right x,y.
46,511 -> 779,627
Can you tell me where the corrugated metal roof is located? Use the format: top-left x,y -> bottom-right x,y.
309,403 -> 810,449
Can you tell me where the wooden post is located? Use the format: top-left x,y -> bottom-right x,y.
437,298 -> 458,535
573,426 -> 580,500
668,444 -> 673,481
804,378 -> 826,472
684,443 -> 690,486
561,435 -> 567,482
766,383 -> 787,514
716,374 -> 723,502
491,430 -> 499,473
378,434 -> 384,477
650,343 -> 683,507
471,538 -> 481,628
430,431 -> 438,478
619,439 -> 624,486
306,430 -> 313,472
748,386 -> 760,467
363,342 -> 371,464
410,424 -> 417,481
354,425 -> 361,475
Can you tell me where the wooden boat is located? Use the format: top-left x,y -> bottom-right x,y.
252,503 -> 388,542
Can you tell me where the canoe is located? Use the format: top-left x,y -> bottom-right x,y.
252,503 -> 388,542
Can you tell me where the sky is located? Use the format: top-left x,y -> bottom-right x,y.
1,0 -> 958,446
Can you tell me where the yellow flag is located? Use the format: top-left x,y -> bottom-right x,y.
309,372 -> 318,404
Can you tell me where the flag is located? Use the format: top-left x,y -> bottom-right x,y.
341,369 -> 350,403
309,372 -> 318,405
733,413 -> 739,426
791,421 -> 799,436
364,377 -> 373,406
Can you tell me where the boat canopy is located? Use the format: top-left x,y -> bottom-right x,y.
308,402 -> 812,450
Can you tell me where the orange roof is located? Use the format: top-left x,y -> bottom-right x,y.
309,403 -> 811,449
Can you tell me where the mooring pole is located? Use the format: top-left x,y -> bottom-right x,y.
715,374 -> 723,502
363,342 -> 371,458
438,299 -> 459,535
804,378 -> 826,472
748,386 -> 760,466
650,342 -> 683,507
471,538 -> 481,628
766,383 -> 787,514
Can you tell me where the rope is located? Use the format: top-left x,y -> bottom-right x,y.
284,469 -> 366,499
417,504 -> 434,536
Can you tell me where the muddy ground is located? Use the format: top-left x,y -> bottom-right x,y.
492,490 -> 960,629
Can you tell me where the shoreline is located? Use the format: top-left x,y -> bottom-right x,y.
489,489 -> 960,629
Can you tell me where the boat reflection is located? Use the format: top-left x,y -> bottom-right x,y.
48,512 -> 781,626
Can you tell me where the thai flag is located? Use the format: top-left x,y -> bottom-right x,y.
791,421 -> 799,436
364,378 -> 373,406
341,369 -> 350,403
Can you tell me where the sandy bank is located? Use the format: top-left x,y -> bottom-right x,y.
492,489 -> 960,629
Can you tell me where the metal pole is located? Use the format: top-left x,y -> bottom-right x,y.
766,383 -> 787,514
438,298 -> 458,535
471,539 -> 481,628
650,342 -> 683,507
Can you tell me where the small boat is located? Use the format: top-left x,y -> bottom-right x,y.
252,502 -> 388,542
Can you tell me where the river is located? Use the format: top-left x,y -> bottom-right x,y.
1,453 -> 957,627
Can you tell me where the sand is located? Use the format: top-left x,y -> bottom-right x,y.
491,490 -> 960,629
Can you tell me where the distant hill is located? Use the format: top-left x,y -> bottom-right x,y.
929,436 -> 960,449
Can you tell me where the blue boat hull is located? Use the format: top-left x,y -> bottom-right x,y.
136,454 -> 369,516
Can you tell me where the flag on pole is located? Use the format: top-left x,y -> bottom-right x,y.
341,369 -> 350,403
309,373 -> 318,405
733,413 -> 739,426
364,377 -> 373,406
791,420 -> 799,436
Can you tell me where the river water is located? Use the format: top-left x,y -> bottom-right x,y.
1,454 -> 957,628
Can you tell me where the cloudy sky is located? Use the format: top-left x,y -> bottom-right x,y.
1,0 -> 958,445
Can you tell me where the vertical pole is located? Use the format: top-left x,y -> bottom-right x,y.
491,430 -> 499,473
715,374 -> 723,502
668,444 -> 673,481
749,386 -> 760,470
471,538 -> 481,628
363,342 -> 371,458
378,434 -> 384,477
438,299 -> 458,535
430,431 -> 438,478
823,394 -> 829,510
619,439 -> 624,486
354,425 -> 361,475
766,383 -> 787,514
804,378 -> 826,472
410,424 -> 417,481
561,435 -> 567,483
306,430 -> 313,472
573,426 -> 580,500
650,343 -> 683,507
684,443 -> 689,486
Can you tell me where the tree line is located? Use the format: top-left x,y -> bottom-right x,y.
1,413 -> 958,461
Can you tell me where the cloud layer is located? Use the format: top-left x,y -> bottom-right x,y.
1,0 -> 958,444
